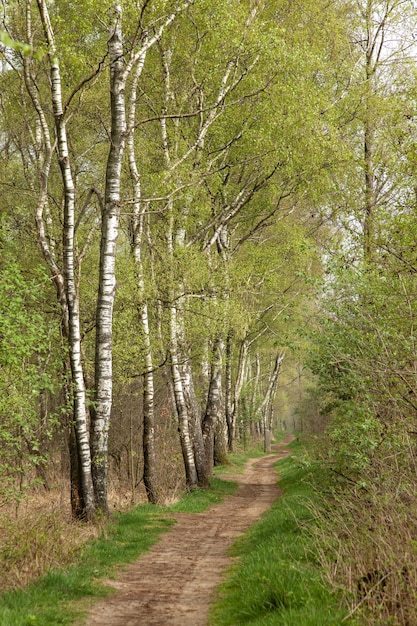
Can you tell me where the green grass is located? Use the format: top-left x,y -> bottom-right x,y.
214,443 -> 266,476
170,476 -> 238,512
0,476 -> 238,626
209,441 -> 352,626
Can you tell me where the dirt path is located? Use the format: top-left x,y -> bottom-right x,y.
83,435 -> 293,626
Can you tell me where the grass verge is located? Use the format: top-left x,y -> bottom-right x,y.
213,443 -> 266,476
0,476 -> 237,626
208,440 -> 352,626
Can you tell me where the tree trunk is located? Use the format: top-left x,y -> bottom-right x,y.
142,346 -> 158,502
132,210 -> 158,503
363,57 -> 375,263
214,411 -> 228,466
225,330 -> 234,452
264,428 -> 272,454
180,357 -> 208,487
169,303 -> 199,488
36,0 -> 95,520
230,338 -> 248,446
202,338 -> 224,475
127,60 -> 159,504
256,351 -> 284,452
69,420 -> 86,518
91,3 -> 126,514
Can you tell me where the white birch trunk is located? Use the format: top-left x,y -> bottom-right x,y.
179,342 -> 208,487
161,52 -> 200,488
35,0 -> 95,519
257,351 -> 285,451
166,200 -> 198,487
231,338 -> 249,440
92,0 -> 191,511
169,302 -> 198,487
225,330 -> 234,451
91,3 -> 126,513
128,59 -> 158,503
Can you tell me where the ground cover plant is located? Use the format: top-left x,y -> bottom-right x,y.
209,441 -> 352,626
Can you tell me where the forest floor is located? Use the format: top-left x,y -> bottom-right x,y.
81,434 -> 294,626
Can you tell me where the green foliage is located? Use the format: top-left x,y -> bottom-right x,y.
305,199 -> 417,622
0,251 -> 58,503
0,30 -> 32,56
307,245 -> 417,476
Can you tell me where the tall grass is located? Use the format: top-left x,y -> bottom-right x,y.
209,442 -> 352,626
309,450 -> 417,625
0,509 -> 95,593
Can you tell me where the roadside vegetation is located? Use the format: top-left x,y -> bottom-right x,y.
209,440 -> 352,626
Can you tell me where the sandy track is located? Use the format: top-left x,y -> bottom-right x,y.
83,435 -> 293,626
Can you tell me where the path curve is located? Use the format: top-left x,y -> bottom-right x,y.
84,434 -> 293,626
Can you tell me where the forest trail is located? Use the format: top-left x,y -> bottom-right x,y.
83,434 -> 293,626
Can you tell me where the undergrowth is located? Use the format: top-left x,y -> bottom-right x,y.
309,434 -> 417,626
209,440 -> 352,626
0,509 -> 95,593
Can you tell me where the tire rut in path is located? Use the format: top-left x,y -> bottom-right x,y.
84,435 -> 293,626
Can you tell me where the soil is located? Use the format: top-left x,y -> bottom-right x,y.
83,434 -> 293,626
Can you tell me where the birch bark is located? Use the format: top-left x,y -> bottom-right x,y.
202,337 -> 224,473
180,344 -> 208,487
35,0 -> 95,519
363,1 -> 377,263
91,3 -> 126,513
92,0 -> 193,513
159,48 -> 202,489
230,338 -> 249,444
225,331 -> 234,451
169,301 -> 199,488
127,59 -> 158,503
257,351 -> 284,452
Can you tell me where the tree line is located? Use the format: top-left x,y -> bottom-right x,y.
0,0 -> 340,517
1,0 -> 417,562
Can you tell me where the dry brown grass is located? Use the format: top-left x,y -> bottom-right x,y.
0,478 -> 156,592
310,450 -> 417,626
0,481 -> 98,592
0,433 -> 185,594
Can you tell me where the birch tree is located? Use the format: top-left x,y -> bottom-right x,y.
340,0 -> 416,262
92,0 -> 194,512
0,0 -> 359,505
202,337 -> 225,472
124,0 -> 353,476
1,0 -> 193,514
18,0 -> 100,519
129,4 -> 271,487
